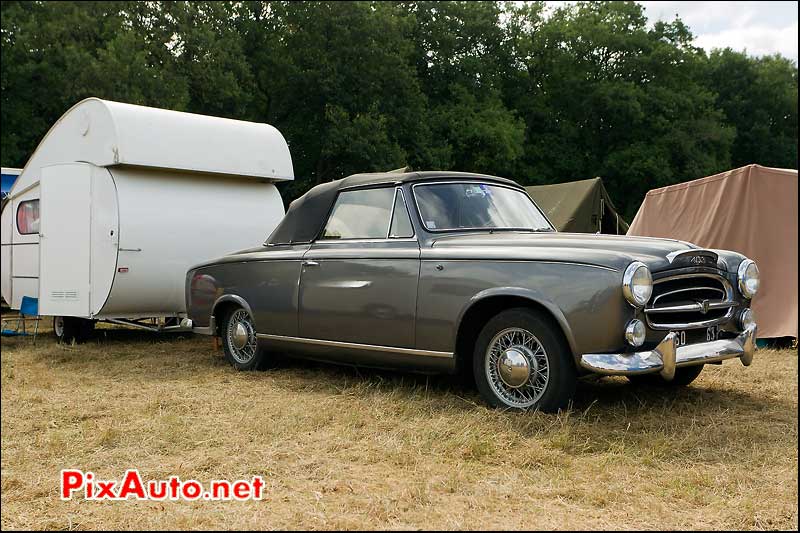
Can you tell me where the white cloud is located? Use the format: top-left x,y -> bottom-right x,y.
693,21 -> 798,59
641,1 -> 798,60
544,1 -> 799,61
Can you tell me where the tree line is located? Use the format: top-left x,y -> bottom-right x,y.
1,1 -> 797,217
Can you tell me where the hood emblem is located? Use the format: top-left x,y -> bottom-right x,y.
699,299 -> 710,314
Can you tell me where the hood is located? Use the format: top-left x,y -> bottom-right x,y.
427,232 -> 707,272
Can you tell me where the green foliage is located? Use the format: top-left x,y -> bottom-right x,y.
1,1 -> 797,216
502,1 -> 738,216
706,49 -> 798,170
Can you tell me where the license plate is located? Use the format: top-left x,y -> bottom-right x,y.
672,326 -> 719,347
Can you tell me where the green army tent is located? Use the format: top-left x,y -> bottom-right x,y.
525,177 -> 629,234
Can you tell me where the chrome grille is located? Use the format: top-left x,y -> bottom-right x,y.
644,273 -> 735,330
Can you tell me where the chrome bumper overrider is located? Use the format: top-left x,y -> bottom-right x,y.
580,325 -> 757,381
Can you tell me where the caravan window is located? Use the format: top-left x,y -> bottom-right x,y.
16,200 -> 40,235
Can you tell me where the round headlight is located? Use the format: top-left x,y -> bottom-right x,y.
737,259 -> 760,298
625,319 -> 646,347
738,308 -> 756,330
623,262 -> 653,307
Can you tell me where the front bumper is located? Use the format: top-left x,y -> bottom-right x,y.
580,325 -> 756,381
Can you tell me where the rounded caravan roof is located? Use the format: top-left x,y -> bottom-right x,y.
9,98 -> 293,196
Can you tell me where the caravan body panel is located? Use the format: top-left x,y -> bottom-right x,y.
98,167 -> 283,318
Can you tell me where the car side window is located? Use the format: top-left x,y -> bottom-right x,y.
389,189 -> 414,238
321,188 -> 395,239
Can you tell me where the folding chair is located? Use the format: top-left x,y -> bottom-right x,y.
1,296 -> 41,343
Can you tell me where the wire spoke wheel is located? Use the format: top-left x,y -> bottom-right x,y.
485,327 -> 550,409
226,309 -> 257,365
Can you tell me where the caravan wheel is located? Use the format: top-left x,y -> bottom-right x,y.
54,316 -> 95,344
53,316 -> 65,339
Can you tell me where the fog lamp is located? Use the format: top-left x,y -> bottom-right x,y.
625,319 -> 646,347
738,308 -> 756,331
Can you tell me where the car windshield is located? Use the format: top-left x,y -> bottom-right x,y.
413,182 -> 554,232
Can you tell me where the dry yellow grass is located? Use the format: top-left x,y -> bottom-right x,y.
1,323 -> 797,530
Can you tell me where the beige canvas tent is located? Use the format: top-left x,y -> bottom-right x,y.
628,164 -> 798,339
526,177 -> 629,234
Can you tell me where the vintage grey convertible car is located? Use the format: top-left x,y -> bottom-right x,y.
185,171 -> 759,412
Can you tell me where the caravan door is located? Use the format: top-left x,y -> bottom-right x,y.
38,163 -> 119,318
39,163 -> 92,317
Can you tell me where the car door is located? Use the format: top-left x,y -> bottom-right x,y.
298,186 -> 420,349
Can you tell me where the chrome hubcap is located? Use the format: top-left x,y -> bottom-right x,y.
227,309 -> 257,364
497,348 -> 531,388
232,323 -> 249,350
486,327 -> 550,409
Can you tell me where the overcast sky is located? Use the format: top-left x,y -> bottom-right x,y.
547,1 -> 799,61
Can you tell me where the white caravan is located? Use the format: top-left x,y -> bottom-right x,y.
0,98 -> 292,341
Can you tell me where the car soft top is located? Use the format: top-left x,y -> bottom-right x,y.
265,170 -> 521,245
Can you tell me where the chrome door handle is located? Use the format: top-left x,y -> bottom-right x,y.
303,260 -> 319,267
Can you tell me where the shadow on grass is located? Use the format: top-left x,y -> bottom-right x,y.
265,352 -> 788,416
6,327 -> 791,417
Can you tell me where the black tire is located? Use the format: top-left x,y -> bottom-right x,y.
221,306 -> 270,370
54,316 -> 95,344
627,365 -> 704,387
473,308 -> 576,413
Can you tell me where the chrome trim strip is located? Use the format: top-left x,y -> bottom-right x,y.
653,272 -> 733,285
652,285 -> 726,306
645,300 -> 734,314
389,188 -> 415,239
387,187 -> 399,238
314,238 -> 419,244
317,280 -> 371,289
580,325 -> 757,379
421,259 -> 618,272
255,333 -> 454,358
339,180 -> 404,192
647,314 -> 735,330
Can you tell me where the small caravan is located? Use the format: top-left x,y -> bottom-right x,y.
0,98 -> 292,341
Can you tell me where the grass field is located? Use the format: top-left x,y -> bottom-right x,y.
1,323 -> 797,530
